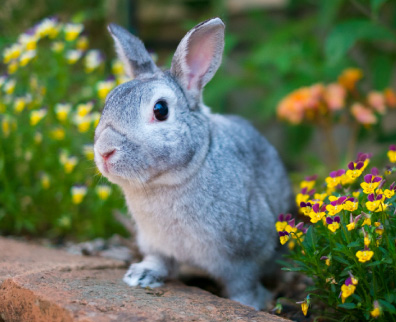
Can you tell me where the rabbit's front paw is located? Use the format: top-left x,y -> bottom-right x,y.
123,262 -> 165,288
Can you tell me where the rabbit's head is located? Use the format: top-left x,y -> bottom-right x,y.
94,18 -> 224,187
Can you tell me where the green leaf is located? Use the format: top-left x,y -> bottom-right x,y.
281,267 -> 304,272
347,241 -> 360,248
371,0 -> 387,14
378,299 -> 396,314
338,303 -> 357,309
325,20 -> 395,64
305,286 -> 319,292
385,293 -> 394,303
366,261 -> 382,267
333,256 -> 350,265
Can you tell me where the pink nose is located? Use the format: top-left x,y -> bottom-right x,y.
101,149 -> 116,161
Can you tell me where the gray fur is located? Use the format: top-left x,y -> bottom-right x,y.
94,18 -> 292,310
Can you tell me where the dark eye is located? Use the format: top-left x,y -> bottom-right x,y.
153,100 -> 169,121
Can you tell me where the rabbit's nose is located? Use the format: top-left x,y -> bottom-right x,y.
100,149 -> 116,160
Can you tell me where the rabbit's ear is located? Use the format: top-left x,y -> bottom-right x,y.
171,18 -> 224,99
108,23 -> 159,78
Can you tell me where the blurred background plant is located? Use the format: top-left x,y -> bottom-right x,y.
1,0 -> 396,239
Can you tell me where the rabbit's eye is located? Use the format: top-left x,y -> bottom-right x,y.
153,100 -> 169,121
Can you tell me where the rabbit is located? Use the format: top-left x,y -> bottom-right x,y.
94,17 -> 293,310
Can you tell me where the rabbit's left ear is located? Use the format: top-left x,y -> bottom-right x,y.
108,23 -> 159,78
171,18 -> 225,99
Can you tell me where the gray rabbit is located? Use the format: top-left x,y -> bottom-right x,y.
94,17 -> 292,310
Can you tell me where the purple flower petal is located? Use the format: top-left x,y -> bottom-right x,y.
354,214 -> 362,223
345,277 -> 352,286
376,194 -> 383,201
300,202 -> 307,208
337,169 -> 346,176
337,196 -> 347,204
347,197 -> 354,202
330,200 -> 338,206
390,182 -> 395,190
296,222 -> 304,230
305,174 -> 318,181
308,189 -> 315,195
364,174 -> 373,183
334,216 -> 341,223
368,194 -> 375,202
320,204 -> 327,212
390,144 -> 396,151
326,217 -> 333,225
373,176 -> 382,183
313,203 -> 320,213
348,162 -> 354,170
301,187 -> 308,194
378,179 -> 386,190
278,213 -> 284,222
371,167 -> 379,176
285,213 -> 292,221
330,171 -> 337,178
288,219 -> 295,227
320,256 -> 328,260
356,161 -> 364,170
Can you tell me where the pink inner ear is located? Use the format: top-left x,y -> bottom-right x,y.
186,30 -> 216,90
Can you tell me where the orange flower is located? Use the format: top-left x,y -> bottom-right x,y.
338,68 -> 363,91
384,88 -> 396,108
351,103 -> 377,125
323,83 -> 346,111
367,91 -> 386,114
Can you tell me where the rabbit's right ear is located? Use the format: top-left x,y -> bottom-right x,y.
108,23 -> 159,78
170,18 -> 225,101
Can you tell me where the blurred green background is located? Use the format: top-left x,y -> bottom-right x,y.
1,0 -> 396,240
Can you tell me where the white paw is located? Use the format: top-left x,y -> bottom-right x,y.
123,262 -> 164,288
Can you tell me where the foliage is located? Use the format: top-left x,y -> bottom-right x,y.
0,17 -> 130,240
275,148 -> 396,321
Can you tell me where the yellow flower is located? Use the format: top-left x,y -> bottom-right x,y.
65,50 -> 83,64
83,144 -> 95,161
328,222 -> 340,233
51,127 -> 65,140
364,237 -> 371,247
76,36 -> 89,51
361,181 -> 380,194
352,191 -> 360,199
326,204 -> 343,216
4,79 -> 16,95
40,173 -> 50,189
2,117 -> 11,137
14,97 -> 26,114
62,156 -> 78,174
325,258 -> 331,266
19,50 -> 36,66
275,221 -> 288,232
356,250 -> 374,263
112,59 -> 124,75
84,50 -> 103,73
64,23 -> 84,41
18,33 -> 38,50
71,185 -> 87,204
370,301 -> 381,318
346,222 -> 356,231
384,189 -> 395,199
77,102 -> 93,117
340,174 -> 355,185
296,193 -> 309,206
74,115 -> 91,133
301,302 -> 308,316
325,176 -> 340,188
96,185 -> 112,200
91,112 -> 101,128
30,109 -> 47,126
55,103 -> 72,122
346,168 -> 362,180
36,18 -> 59,38
341,284 -> 356,303
97,79 -> 115,100
314,193 -> 327,201
309,211 -> 325,224
375,222 -> 384,235
362,218 -> 371,226
8,61 -> 18,74
279,234 -> 289,245
51,42 -> 65,53
3,43 -> 22,63
388,148 -> 396,163
344,200 -> 358,212
300,180 -> 315,190
287,240 -> 295,250
338,68 -> 363,91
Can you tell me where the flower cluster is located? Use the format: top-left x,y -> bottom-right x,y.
277,68 -> 396,126
0,18 -> 132,238
276,149 -> 396,320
